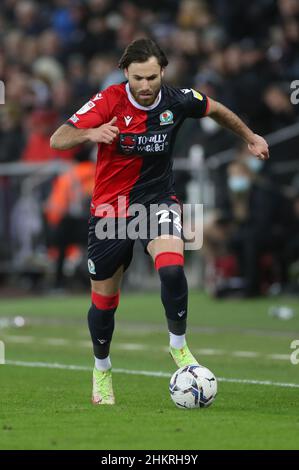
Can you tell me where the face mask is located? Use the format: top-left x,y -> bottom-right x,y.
246,156 -> 264,173
228,176 -> 251,193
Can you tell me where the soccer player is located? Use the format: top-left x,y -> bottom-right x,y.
50,39 -> 269,405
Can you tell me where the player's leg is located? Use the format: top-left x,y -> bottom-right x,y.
89,266 -> 123,367
88,266 -> 123,405
87,215 -> 134,405
147,235 -> 200,368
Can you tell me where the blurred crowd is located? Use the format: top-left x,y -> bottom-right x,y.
1,0 -> 299,163
1,0 -> 299,294
203,144 -> 299,297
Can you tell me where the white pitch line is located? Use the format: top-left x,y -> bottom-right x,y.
4,360 -> 299,389
232,351 -> 260,358
78,340 -> 92,348
268,354 -> 291,361
43,338 -> 70,346
2,335 -> 35,343
196,348 -> 225,356
0,335 -> 294,362
117,343 -> 147,351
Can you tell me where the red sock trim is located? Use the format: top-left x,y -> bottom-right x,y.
91,290 -> 120,310
154,252 -> 184,270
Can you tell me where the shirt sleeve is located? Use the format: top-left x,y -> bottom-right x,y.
182,88 -> 210,119
66,91 -> 109,129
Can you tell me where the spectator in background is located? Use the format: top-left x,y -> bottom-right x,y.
288,193 -> 299,258
1,0 -> 299,294
235,141 -> 268,179
0,103 -> 24,162
204,161 -> 289,297
44,149 -> 95,288
1,0 -> 299,163
21,109 -> 78,162
261,83 -> 298,133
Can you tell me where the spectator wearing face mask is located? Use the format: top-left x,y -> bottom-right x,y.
235,141 -> 267,180
204,161 -> 289,297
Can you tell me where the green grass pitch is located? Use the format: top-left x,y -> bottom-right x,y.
0,292 -> 299,450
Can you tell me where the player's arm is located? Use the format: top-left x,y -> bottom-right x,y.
206,98 -> 269,160
50,117 -> 119,150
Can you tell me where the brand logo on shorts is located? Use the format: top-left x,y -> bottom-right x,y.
160,110 -> 174,125
88,259 -> 96,275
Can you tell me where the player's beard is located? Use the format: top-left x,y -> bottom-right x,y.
130,81 -> 162,107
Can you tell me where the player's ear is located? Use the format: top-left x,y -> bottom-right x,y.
124,68 -> 129,80
161,67 -> 165,79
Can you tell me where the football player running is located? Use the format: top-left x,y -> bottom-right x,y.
51,39 -> 269,405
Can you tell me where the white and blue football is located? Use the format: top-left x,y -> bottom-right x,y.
169,365 -> 217,409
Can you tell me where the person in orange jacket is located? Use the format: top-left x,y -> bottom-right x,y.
45,150 -> 95,288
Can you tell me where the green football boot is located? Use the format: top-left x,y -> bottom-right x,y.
169,344 -> 199,368
92,368 -> 115,405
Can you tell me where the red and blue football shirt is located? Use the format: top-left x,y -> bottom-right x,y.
67,82 -> 209,216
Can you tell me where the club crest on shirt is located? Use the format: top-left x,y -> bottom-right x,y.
160,110 -> 174,126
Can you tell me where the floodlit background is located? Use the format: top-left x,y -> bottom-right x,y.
0,0 -> 299,451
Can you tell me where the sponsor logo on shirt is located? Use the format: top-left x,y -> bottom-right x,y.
119,132 -> 170,155
160,110 -> 174,126
119,134 -> 137,154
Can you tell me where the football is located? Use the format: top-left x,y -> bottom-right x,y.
169,365 -> 217,409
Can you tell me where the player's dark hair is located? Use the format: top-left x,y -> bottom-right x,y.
118,38 -> 168,69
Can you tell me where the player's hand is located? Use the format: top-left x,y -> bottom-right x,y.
248,134 -> 269,161
88,117 -> 119,144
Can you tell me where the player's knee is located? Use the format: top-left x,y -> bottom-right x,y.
155,252 -> 186,291
154,252 -> 188,322
155,252 -> 186,290
158,264 -> 187,291
91,290 -> 120,310
88,290 -> 119,334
